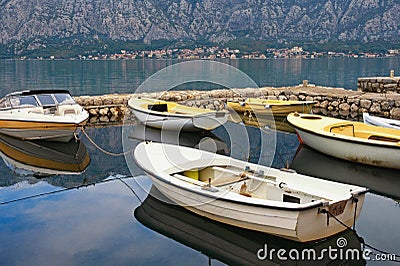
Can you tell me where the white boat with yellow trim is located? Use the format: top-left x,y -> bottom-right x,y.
227,98 -> 315,116
128,97 -> 229,131
363,112 -> 400,130
134,141 -> 368,242
287,113 -> 400,169
0,90 -> 89,142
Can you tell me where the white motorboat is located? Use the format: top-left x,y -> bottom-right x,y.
0,90 -> 89,142
128,97 -> 229,131
363,112 -> 400,130
134,142 -> 368,242
287,113 -> 400,169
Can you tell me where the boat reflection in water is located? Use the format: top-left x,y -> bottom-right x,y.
229,110 -> 295,134
291,145 -> 400,200
0,133 -> 90,177
135,187 -> 364,265
128,124 -> 229,155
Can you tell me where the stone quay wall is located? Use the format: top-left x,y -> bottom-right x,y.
74,84 -> 400,124
358,71 -> 400,93
358,77 -> 400,94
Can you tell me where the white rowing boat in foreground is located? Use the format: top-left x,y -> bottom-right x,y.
128,97 -> 229,131
134,142 -> 368,242
363,113 -> 400,130
0,90 -> 89,142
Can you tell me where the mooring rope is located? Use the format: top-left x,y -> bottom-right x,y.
80,127 -> 133,156
0,175 -> 143,205
117,177 -> 143,204
320,207 -> 400,262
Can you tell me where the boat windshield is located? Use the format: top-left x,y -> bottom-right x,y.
53,93 -> 75,105
0,98 -> 10,109
10,95 -> 39,108
36,94 -> 56,106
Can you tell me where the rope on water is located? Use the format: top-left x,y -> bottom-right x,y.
320,207 -> 400,262
117,177 -> 143,204
80,126 -> 133,156
0,175 -> 140,205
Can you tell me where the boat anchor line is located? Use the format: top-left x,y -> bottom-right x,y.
0,175 -> 140,205
319,202 -> 400,262
79,126 -> 134,157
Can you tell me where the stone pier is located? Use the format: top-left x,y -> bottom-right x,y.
358,70 -> 400,93
75,82 -> 400,125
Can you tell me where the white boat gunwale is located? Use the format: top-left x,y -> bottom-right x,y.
0,118 -> 87,125
363,112 -> 400,129
287,114 -> 400,150
230,99 -> 317,107
134,147 -> 367,211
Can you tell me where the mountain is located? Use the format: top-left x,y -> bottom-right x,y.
1,0 -> 400,57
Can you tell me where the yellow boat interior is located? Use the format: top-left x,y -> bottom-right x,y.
295,114 -> 400,143
136,98 -> 214,115
173,165 -> 330,205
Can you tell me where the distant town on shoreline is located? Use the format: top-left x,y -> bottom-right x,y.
16,46 -> 400,61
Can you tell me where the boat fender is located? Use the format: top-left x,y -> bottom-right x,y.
240,182 -> 252,197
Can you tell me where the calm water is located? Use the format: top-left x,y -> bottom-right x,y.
1,58 -> 400,265
1,58 -> 400,96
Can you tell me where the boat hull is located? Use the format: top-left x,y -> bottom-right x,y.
0,120 -> 86,142
228,100 -> 315,116
294,127 -> 400,169
147,172 -> 364,243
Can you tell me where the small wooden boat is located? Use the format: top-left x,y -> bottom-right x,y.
135,186 -> 363,265
0,133 -> 90,177
134,142 -> 368,242
287,113 -> 400,169
291,145 -> 400,200
0,90 -> 89,142
363,113 -> 400,130
227,98 -> 315,116
128,97 -> 229,131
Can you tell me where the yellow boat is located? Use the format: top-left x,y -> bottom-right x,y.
227,98 -> 315,117
128,97 -> 229,131
287,113 -> 400,169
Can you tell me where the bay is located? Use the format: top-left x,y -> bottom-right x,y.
1,57 -> 400,97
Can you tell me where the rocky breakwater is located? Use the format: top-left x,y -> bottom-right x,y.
75,84 -> 400,125
358,75 -> 400,94
74,94 -> 132,124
